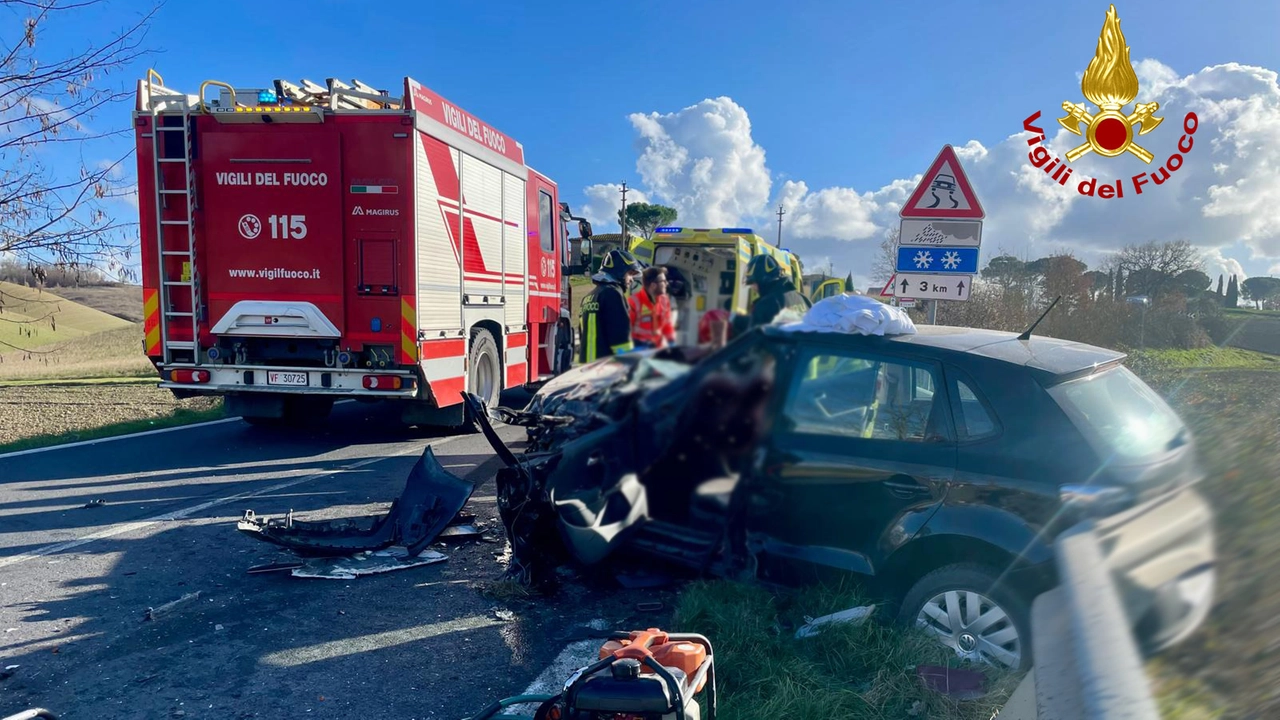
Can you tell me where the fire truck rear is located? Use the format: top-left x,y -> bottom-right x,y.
134,71 -> 593,426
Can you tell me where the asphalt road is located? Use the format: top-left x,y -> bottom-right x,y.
0,398 -> 666,720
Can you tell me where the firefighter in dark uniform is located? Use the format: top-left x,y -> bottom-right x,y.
732,254 -> 811,336
579,248 -> 644,363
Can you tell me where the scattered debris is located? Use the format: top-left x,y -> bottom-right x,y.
916,664 -> 988,700
143,591 -> 202,622
636,601 -> 664,613
236,446 -> 474,557
794,605 -> 876,639
246,561 -> 304,575
81,499 -> 106,509
438,525 -> 482,541
0,665 -> 17,680
214,624 -> 225,631
290,549 -> 447,580
492,608 -> 516,622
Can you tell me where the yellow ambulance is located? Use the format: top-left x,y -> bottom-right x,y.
629,227 -> 806,346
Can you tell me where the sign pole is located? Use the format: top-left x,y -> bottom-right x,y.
928,299 -> 938,325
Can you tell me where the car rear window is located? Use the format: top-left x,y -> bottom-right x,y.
1046,365 -> 1185,462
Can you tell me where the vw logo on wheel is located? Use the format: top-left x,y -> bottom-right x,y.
238,214 -> 262,240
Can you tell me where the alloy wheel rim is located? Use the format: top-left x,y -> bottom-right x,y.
916,590 -> 1022,669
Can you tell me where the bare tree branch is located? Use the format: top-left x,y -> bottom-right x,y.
0,0 -> 158,279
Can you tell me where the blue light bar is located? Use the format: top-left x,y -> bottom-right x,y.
721,227 -> 754,234
258,89 -> 278,104
654,227 -> 682,234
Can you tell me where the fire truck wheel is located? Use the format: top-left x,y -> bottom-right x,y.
468,328 -> 502,412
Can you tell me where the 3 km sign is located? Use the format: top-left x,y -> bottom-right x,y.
890,145 -> 985,304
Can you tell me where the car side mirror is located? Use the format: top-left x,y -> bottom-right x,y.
578,219 -> 593,240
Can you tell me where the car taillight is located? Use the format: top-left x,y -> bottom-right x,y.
363,375 -> 402,390
171,369 -> 210,383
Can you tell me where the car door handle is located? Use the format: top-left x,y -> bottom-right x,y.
882,480 -> 931,498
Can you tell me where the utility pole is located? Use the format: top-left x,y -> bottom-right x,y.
620,181 -> 629,246
776,205 -> 785,247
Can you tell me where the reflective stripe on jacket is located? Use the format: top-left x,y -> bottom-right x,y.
628,289 -> 675,348
580,283 -> 633,363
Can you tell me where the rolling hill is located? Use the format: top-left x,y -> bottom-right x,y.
0,281 -> 134,351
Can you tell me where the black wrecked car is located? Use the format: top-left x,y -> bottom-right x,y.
469,323 -> 1216,670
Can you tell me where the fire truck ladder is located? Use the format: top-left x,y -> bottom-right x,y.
150,94 -> 200,366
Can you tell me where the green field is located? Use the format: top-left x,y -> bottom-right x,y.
0,323 -> 154,382
0,280 -> 134,351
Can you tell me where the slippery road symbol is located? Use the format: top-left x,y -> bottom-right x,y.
926,173 -> 961,209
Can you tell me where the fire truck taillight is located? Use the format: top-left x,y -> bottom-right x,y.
170,369 -> 210,384
363,375 -> 402,390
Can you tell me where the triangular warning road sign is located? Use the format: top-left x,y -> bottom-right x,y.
900,145 -> 985,219
880,273 -> 896,297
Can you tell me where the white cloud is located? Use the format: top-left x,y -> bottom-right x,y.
627,98 -> 771,227
1201,246 -> 1247,283
582,60 -> 1280,280
580,183 -> 649,234
21,97 -> 88,133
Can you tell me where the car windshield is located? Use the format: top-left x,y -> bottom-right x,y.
1047,365 -> 1186,462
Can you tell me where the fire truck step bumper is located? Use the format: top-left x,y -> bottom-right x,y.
158,364 -> 419,399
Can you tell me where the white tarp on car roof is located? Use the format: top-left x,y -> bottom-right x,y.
777,294 -> 917,336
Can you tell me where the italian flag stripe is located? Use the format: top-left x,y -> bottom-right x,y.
351,185 -> 399,194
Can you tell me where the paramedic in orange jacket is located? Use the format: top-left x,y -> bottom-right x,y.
628,266 -> 676,349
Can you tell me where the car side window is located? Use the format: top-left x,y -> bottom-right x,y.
783,351 -> 944,442
952,376 -> 999,441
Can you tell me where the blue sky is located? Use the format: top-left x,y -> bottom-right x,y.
35,0 -> 1280,286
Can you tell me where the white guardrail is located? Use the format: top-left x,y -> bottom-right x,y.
1000,520 -> 1162,720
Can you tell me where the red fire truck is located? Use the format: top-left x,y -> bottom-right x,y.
134,71 -> 593,426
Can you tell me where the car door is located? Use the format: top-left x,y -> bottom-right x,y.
746,341 -> 956,585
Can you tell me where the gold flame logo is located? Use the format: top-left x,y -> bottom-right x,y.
1058,5 -> 1163,163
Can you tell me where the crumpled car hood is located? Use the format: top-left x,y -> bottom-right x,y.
514,348 -> 703,450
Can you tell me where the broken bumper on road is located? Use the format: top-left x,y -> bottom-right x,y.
236,445 -> 476,558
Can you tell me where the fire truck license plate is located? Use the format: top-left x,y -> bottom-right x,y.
267,372 -> 308,386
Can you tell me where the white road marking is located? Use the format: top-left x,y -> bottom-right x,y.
0,437 -> 458,570
0,400 -> 358,461
0,417 -> 243,461
516,619 -> 608,701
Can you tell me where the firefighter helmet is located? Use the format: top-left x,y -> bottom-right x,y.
593,248 -> 645,284
745,254 -> 787,286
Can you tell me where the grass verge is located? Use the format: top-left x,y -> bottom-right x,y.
0,323 -> 154,382
0,401 -> 226,454
673,581 -> 1018,720
1127,346 -> 1280,374
1136,363 -> 1280,719
0,376 -> 158,388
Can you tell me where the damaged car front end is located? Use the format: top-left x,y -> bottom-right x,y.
470,336 -> 784,588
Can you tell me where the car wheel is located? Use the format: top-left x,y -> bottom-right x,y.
897,563 -> 1032,671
